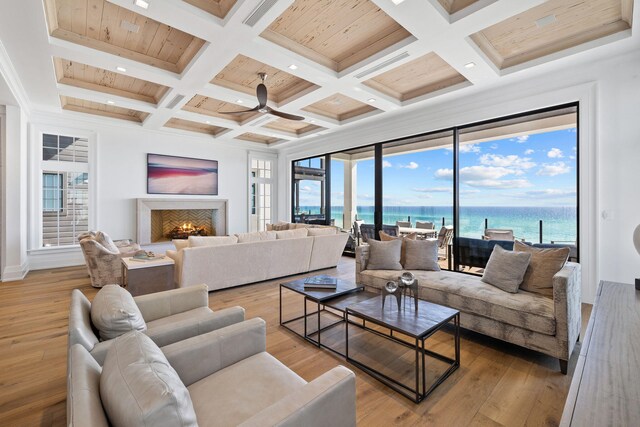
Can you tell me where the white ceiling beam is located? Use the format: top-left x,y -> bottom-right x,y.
56,83 -> 157,113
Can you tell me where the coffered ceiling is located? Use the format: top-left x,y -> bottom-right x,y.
8,0 -> 636,147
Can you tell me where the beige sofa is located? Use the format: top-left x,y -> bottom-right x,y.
356,246 -> 581,373
68,318 -> 357,426
167,229 -> 349,290
69,284 -> 245,364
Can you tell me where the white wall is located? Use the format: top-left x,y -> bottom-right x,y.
25,113 -> 260,270
278,49 -> 640,303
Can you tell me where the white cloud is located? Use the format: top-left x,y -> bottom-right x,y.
400,161 -> 419,169
413,187 -> 451,193
569,155 -> 576,160
547,148 -> 564,158
382,160 -> 392,168
572,146 -> 577,152
435,165 -> 532,188
479,154 -> 536,172
490,144 -> 499,150
510,135 -> 529,143
465,179 -> 532,189
459,144 -> 481,153
460,189 -> 480,194
524,189 -> 576,198
537,162 -> 571,176
524,149 -> 534,155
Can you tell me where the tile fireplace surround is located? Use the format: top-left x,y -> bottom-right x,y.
137,199 -> 228,245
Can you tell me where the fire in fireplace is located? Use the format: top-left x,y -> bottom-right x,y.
168,223 -> 208,240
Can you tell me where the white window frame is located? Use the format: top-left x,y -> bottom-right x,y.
28,124 -> 97,252
247,151 -> 277,232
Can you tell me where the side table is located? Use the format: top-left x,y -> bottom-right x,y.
121,256 -> 175,296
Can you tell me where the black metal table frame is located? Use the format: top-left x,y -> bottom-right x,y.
345,308 -> 460,403
279,284 -> 364,357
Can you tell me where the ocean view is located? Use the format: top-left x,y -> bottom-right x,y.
299,206 -> 577,244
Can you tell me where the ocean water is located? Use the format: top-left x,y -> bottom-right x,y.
298,206 -> 577,244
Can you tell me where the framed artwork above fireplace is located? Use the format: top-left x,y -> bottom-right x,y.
147,153 -> 218,195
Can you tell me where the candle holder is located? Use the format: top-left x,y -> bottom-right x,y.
399,272 -> 419,312
382,281 -> 401,310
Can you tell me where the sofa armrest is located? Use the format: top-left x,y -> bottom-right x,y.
355,245 -> 369,283
162,317 -> 266,386
134,284 -> 208,322
239,366 -> 356,427
553,262 -> 581,360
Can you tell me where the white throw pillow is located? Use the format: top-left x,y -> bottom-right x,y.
235,231 -> 277,243
275,228 -> 309,239
188,235 -> 238,247
100,331 -> 197,427
172,239 -> 189,251
91,285 -> 146,341
307,227 -> 337,236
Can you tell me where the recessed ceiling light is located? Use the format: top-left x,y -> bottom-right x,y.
116,66 -> 127,73
464,62 -> 476,69
236,99 -> 244,104
367,98 -> 376,103
536,14 -> 556,29
134,0 -> 149,9
309,120 -> 315,123
288,64 -> 298,70
106,100 -> 115,105
391,0 -> 405,4
353,87 -> 362,92
205,120 -> 211,124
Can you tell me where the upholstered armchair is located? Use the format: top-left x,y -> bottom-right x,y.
79,231 -> 139,287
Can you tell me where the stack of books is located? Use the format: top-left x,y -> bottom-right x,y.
304,275 -> 338,290
130,250 -> 165,262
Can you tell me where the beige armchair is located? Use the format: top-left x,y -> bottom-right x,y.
68,318 -> 357,426
69,284 -> 245,364
79,231 -> 140,287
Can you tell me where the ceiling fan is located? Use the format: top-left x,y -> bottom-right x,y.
218,73 -> 305,121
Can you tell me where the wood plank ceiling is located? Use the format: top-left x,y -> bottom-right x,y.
471,0 -> 634,69
37,0 -> 635,146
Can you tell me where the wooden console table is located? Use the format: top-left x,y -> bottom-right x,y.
121,256 -> 175,297
560,281 -> 640,426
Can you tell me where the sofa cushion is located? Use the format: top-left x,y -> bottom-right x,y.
366,239 -> 402,270
173,239 -> 189,251
307,227 -> 337,236
266,221 -> 290,231
91,285 -> 147,340
275,228 -> 308,239
379,231 -> 416,266
236,231 -> 277,243
403,239 -> 440,271
359,269 -> 556,335
515,241 -> 570,298
188,235 -> 238,247
481,245 -> 531,293
188,352 -> 306,426
101,331 -> 197,427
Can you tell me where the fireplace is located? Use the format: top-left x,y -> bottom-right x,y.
137,199 -> 228,245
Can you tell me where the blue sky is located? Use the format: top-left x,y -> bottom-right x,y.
299,127 -> 577,208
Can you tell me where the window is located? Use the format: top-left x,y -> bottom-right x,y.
249,155 -> 276,232
292,156 -> 327,223
40,133 -> 90,247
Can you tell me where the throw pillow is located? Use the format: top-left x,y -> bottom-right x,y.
172,239 -> 189,251
235,231 -> 277,243
91,285 -> 147,340
101,331 -> 198,427
267,222 -> 290,231
307,227 -> 337,236
366,239 -> 402,270
514,241 -> 570,298
481,245 -> 532,293
403,239 -> 440,271
275,228 -> 309,239
379,231 -> 417,266
188,235 -> 238,247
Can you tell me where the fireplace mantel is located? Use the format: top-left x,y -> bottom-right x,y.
137,198 -> 228,245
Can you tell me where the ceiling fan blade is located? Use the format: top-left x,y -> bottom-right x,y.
267,107 -> 305,121
218,105 -> 260,114
256,83 -> 268,109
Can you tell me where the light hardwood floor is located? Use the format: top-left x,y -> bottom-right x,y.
0,257 -> 591,426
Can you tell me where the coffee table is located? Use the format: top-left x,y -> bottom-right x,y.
346,296 -> 460,403
279,277 -> 376,356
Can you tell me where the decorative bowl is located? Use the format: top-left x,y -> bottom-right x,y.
385,281 -> 398,293
399,271 -> 415,287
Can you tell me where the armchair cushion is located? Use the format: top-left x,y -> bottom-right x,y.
95,231 -> 119,253
100,331 -> 197,427
91,285 -> 146,340
133,284 -> 209,322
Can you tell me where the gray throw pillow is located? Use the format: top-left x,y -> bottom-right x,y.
91,285 -> 147,340
366,239 -> 402,270
481,245 -> 532,293
403,239 -> 440,271
101,331 -> 198,427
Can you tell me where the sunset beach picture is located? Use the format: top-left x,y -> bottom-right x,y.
147,154 -> 218,195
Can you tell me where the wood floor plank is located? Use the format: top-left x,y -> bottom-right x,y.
0,257 -> 591,426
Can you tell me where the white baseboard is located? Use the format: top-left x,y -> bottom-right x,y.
28,249 -> 85,271
2,260 -> 29,281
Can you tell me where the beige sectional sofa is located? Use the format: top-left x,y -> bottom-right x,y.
167,227 -> 349,290
356,245 -> 581,373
